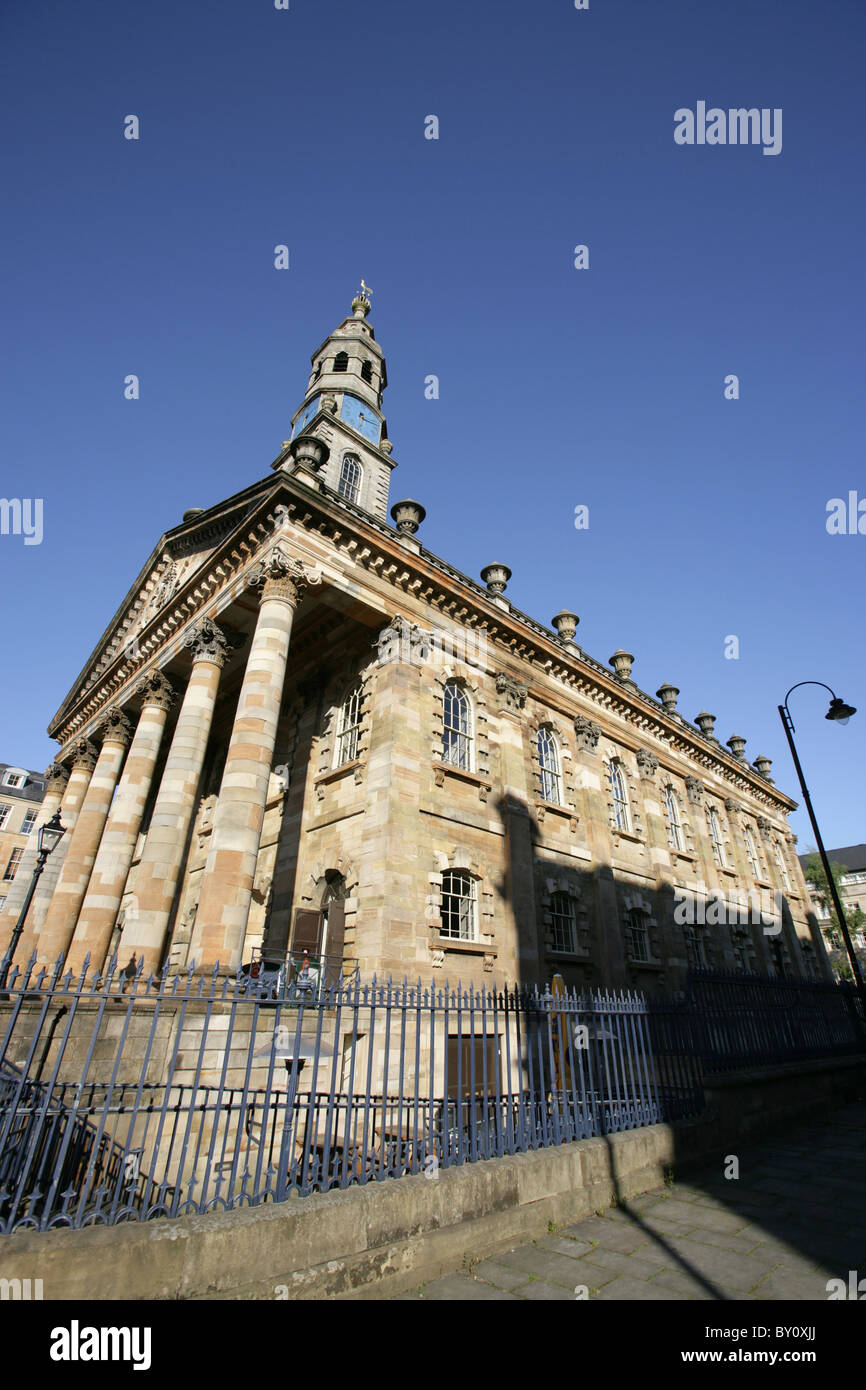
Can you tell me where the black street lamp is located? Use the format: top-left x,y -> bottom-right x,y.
778,682 -> 864,1013
0,809 -> 66,990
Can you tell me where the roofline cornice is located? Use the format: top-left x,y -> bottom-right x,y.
46,476 -> 797,814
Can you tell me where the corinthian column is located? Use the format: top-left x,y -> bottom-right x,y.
191,551 -> 315,974
37,712 -> 133,968
16,742 -> 96,963
0,762 -> 69,944
64,672 -> 176,977
118,617 -> 230,975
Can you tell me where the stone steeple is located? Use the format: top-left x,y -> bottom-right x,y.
273,285 -> 397,522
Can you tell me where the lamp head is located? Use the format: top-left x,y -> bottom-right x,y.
37,808 -> 66,855
826,697 -> 857,726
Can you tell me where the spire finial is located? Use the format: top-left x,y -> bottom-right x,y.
352,281 -> 372,318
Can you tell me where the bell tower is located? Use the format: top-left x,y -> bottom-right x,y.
273,284 -> 398,522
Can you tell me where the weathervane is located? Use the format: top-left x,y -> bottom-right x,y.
359,279 -> 373,299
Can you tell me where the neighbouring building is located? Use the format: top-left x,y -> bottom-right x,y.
0,764 -> 46,914
0,289 -> 831,993
798,843 -> 866,960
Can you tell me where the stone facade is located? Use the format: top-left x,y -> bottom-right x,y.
0,292 -> 829,991
798,842 -> 866,968
0,762 -> 48,915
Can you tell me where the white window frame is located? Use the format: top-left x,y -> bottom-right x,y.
442,683 -> 473,771
440,870 -> 478,942
333,683 -> 363,767
3,848 -> 24,881
773,842 -> 791,891
0,803 -> 11,830
609,759 -> 631,832
549,892 -> 578,953
707,806 -> 727,868
743,825 -> 761,879
664,785 -> 684,851
20,808 -> 38,836
338,453 -> 363,504
3,771 -> 25,789
537,728 -> 562,805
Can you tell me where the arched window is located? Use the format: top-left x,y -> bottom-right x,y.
664,785 -> 684,851
338,454 -> 362,504
333,351 -> 349,373
625,908 -> 650,962
360,360 -> 373,383
334,683 -> 363,766
442,683 -> 472,770
549,892 -> 577,953
706,806 -> 726,868
609,759 -> 630,832
537,728 -> 562,804
440,869 -> 477,941
743,825 -> 761,879
774,842 -> 791,891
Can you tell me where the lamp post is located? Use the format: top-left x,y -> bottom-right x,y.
778,682 -> 864,1012
0,809 -> 66,990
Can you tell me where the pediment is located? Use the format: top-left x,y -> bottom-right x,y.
60,496 -> 262,715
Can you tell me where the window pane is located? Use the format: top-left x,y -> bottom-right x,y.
338,455 -> 361,503
550,892 -> 577,952
610,762 -> 630,832
538,729 -> 562,805
443,684 -> 471,770
441,870 -> 477,941
335,684 -> 362,766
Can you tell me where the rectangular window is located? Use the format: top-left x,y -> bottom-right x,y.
549,894 -> 577,953
685,926 -> 707,968
3,848 -> 24,881
0,804 -> 11,830
440,871 -> 478,941
3,772 -> 25,788
21,809 -> 38,835
625,909 -> 650,962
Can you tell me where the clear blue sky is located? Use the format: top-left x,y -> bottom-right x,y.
1,0 -> 863,851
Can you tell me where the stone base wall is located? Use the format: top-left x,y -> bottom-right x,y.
2,1055 -> 862,1301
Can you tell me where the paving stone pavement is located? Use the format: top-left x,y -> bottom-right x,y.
398,1099 -> 866,1301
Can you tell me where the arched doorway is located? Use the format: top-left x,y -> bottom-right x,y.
288,871 -> 348,986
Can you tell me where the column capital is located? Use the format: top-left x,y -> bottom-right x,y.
183,616 -> 232,668
67,738 -> 99,773
44,761 -> 70,795
134,669 -> 176,712
247,546 -> 321,607
573,714 -> 601,753
96,707 -> 133,749
495,672 -> 527,713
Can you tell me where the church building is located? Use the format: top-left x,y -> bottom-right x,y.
1,288 -> 828,993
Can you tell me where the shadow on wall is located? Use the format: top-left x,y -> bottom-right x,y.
489,791 -> 824,996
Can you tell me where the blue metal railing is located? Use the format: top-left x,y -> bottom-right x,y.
0,955 -> 861,1232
